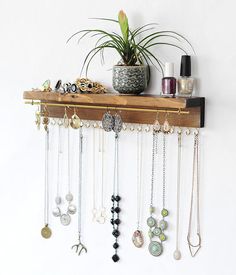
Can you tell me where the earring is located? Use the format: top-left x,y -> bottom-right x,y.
70,108 -> 81,129
35,105 -> 41,130
63,107 -> 70,128
102,109 -> 114,132
162,113 -> 171,134
42,106 -> 49,132
153,112 -> 161,133
113,111 -> 123,134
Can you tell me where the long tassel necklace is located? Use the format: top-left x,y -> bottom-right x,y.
71,127 -> 87,255
132,128 -> 144,248
111,113 -> 123,263
187,130 -> 201,257
173,129 -> 182,260
41,109 -> 52,239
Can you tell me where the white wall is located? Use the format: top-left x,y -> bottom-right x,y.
0,0 -> 236,274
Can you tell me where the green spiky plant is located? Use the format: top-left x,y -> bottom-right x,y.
67,10 -> 193,79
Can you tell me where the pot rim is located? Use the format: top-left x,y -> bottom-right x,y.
113,64 -> 147,68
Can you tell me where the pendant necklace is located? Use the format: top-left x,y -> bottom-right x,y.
97,127 -> 106,223
92,126 -> 98,221
187,130 -> 201,257
71,127 -> 87,255
132,128 -> 144,248
111,113 -> 123,263
60,127 -> 77,226
173,129 -> 182,260
147,128 -> 163,256
41,108 -> 52,239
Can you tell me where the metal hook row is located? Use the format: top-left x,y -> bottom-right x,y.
48,118 -> 199,135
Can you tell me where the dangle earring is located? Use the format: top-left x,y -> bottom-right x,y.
71,108 -> 81,129
173,127 -> 182,260
35,105 -> 41,130
110,111 -> 123,262
63,107 -> 70,128
102,109 -> 114,132
187,130 -> 201,257
41,106 -> 52,239
132,126 -> 144,248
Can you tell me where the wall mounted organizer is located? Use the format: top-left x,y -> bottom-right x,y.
23,91 -> 205,128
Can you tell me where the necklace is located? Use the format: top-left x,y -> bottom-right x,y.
59,127 -> 77,226
187,130 -> 201,257
132,128 -> 144,248
92,126 -> 98,221
111,113 -> 123,263
71,127 -> 87,255
147,130 -> 163,256
173,130 -> 182,260
41,124 -> 52,239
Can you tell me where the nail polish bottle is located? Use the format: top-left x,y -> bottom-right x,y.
162,62 -> 176,97
178,55 -> 194,96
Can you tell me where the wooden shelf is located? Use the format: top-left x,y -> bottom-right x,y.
23,90 -> 205,128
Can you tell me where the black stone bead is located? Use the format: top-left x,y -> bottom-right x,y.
111,195 -> 115,202
115,195 -> 121,202
113,242 -> 119,249
114,207 -> 121,213
112,254 -> 120,262
114,218 -> 121,225
111,207 -> 114,213
112,229 -> 120,237
110,218 -> 114,225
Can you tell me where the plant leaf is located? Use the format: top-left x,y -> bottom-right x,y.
118,10 -> 129,42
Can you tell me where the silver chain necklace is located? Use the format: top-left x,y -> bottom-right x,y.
174,130 -> 182,260
71,127 -> 87,255
132,128 -> 144,248
187,130 -> 201,257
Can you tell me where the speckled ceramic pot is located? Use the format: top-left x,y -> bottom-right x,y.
112,65 -> 148,94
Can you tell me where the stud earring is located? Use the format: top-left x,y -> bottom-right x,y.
102,109 -> 114,132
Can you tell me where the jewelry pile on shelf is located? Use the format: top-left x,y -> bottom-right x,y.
35,105 -> 202,262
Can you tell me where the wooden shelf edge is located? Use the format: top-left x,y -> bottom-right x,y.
23,91 -> 204,110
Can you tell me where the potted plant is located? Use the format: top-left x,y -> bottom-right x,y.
67,10 -> 193,95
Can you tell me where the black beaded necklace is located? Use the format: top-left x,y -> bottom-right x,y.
110,113 -> 123,262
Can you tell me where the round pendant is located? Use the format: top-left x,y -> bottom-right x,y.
153,227 -> 162,237
41,225 -> 52,239
148,241 -> 163,256
159,233 -> 167,242
102,112 -> 114,132
161,208 -> 169,217
147,216 -> 156,228
65,193 -> 73,202
60,214 -> 71,226
67,204 -> 77,215
159,219 -> 168,230
132,230 -> 144,248
52,206 -> 61,217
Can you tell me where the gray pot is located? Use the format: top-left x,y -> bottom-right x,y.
112,65 -> 148,95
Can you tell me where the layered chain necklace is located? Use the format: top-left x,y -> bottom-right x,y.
187,130 -> 201,257
132,128 -> 144,248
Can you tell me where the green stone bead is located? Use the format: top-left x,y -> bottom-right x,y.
159,219 -> 168,230
149,206 -> 155,214
147,216 -> 156,228
153,227 -> 162,236
161,208 -> 169,217
159,233 -> 167,242
148,229 -> 154,239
